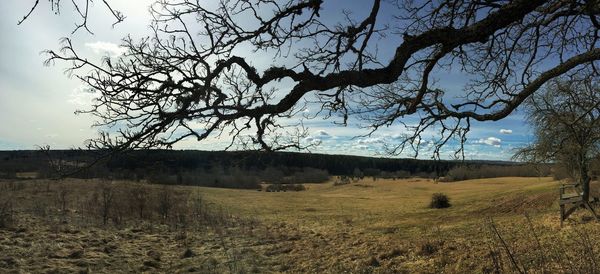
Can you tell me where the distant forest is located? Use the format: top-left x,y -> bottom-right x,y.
0,150 -> 541,189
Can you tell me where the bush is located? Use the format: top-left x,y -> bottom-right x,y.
147,167 -> 261,189
429,193 -> 451,209
265,184 -> 306,192
333,176 -> 352,186
288,184 -> 306,191
418,240 -> 442,256
0,199 -> 14,228
282,167 -> 329,184
441,164 -> 550,182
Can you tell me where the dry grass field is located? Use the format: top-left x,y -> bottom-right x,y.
2,177 -> 600,273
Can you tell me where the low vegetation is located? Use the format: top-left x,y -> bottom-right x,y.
333,176 -> 354,186
440,164 -> 550,182
264,184 -> 306,192
429,193 -> 451,209
2,176 -> 600,272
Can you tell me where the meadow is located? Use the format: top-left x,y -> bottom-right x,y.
1,176 -> 599,273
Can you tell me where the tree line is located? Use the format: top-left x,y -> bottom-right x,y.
0,149 -> 532,189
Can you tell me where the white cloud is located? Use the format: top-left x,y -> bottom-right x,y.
391,133 -> 405,140
353,144 -> 370,150
412,138 -> 423,146
85,41 -> 126,57
477,137 -> 502,147
68,85 -> 97,106
314,130 -> 333,139
304,136 -> 320,142
357,137 -> 383,144
499,129 -> 513,134
303,136 -> 322,147
316,130 -> 329,136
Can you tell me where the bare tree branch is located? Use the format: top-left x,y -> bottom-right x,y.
38,0 -> 600,157
514,75 -> 600,201
19,0 -> 125,33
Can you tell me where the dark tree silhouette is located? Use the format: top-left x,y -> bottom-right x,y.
18,0 -> 124,34
514,76 -> 600,202
33,0 -> 600,157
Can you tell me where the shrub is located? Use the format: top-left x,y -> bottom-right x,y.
288,184 -> 306,191
441,164 -> 550,182
286,168 -> 329,184
157,186 -> 174,220
129,185 -> 148,219
0,199 -> 14,228
552,164 -> 571,180
333,176 -> 352,186
31,200 -> 48,218
100,183 -> 114,225
265,184 -> 306,192
442,166 -> 470,182
56,185 -> 69,213
429,193 -> 451,209
418,241 -> 442,256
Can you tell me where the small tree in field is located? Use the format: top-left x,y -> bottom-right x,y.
100,183 -> 114,225
514,76 -> 600,202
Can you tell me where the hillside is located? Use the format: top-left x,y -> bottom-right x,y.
1,176 -> 598,273
0,149 -> 525,182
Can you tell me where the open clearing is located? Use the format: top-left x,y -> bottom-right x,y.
2,177 -> 600,273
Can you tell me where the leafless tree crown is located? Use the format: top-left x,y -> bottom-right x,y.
39,0 -> 600,157
514,76 -> 600,200
18,0 -> 124,34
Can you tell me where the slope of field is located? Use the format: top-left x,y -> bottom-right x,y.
201,177 -> 557,230
1,177 -> 599,273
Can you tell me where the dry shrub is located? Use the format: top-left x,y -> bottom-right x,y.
333,176 -> 352,186
0,199 -> 14,228
441,164 -> 549,182
153,168 -> 261,189
2,180 -> 25,192
552,164 -> 571,180
129,185 -> 148,219
157,186 -> 174,221
55,184 -> 69,214
31,200 -> 48,218
0,179 -> 240,232
100,183 -> 114,225
81,183 -> 125,225
429,193 -> 451,209
486,217 -> 600,273
281,167 -> 329,184
111,190 -> 129,227
265,184 -> 305,192
419,241 -> 442,256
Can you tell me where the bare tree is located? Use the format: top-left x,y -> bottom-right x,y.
99,182 -> 114,225
514,76 -> 600,201
18,0 -> 124,34
35,0 -> 600,157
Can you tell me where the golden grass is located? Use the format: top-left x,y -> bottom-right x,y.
199,177 -> 557,231
2,176 -> 600,273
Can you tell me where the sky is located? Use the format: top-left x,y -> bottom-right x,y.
0,1 -> 533,160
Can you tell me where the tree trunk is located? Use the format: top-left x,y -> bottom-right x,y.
582,173 -> 591,202
580,162 -> 591,202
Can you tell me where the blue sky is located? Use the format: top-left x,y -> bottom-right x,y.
0,1 -> 532,160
